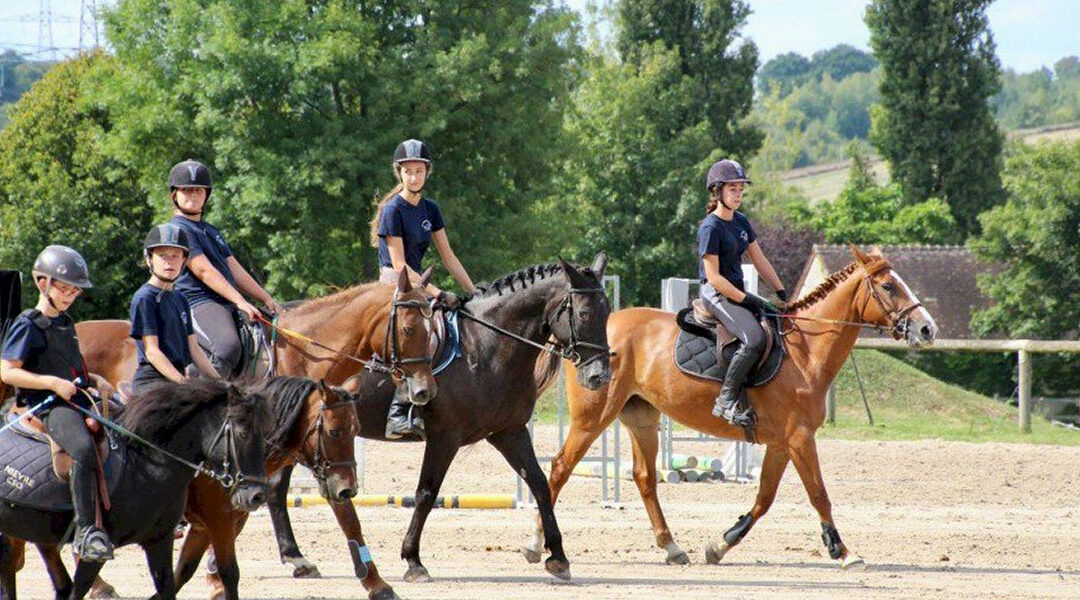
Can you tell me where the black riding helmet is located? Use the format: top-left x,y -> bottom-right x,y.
169,159 -> 213,216
705,159 -> 751,192
144,223 -> 190,259
32,245 -> 93,289
392,139 -> 433,183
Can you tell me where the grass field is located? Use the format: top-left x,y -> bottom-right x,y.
533,348 -> 1080,446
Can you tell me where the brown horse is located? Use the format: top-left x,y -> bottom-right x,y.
525,245 -> 937,570
45,269 -> 433,600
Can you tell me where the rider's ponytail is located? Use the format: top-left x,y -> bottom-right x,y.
369,184 -> 404,247
705,185 -> 721,214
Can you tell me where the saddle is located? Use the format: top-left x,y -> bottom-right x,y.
672,299 -> 785,387
8,402 -> 112,482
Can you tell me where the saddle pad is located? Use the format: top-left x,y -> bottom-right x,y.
673,312 -> 785,388
0,415 -> 122,511
431,310 -> 462,376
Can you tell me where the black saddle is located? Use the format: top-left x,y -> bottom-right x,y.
673,299 -> 785,387
0,413 -> 123,511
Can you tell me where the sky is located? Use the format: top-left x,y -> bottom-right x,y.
1,0 -> 1077,73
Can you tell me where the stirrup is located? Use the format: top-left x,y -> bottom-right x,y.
75,525 -> 114,562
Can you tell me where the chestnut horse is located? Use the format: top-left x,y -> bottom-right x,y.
524,245 -> 937,570
51,269 -> 434,600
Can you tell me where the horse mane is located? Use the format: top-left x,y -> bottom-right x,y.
285,281 -> 385,317
469,262 -> 599,303
244,376 -> 318,454
117,379 -> 235,443
785,262 -> 859,313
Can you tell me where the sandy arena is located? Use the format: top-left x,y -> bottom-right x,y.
16,425 -> 1079,599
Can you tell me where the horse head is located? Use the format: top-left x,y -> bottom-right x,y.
220,383 -> 272,511
554,253 -> 613,390
849,244 -> 938,348
308,380 -> 360,503
385,267 -> 438,405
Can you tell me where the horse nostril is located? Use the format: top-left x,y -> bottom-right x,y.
251,491 -> 266,506
920,325 -> 932,339
338,487 -> 355,500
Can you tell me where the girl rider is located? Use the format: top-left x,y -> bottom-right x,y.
368,139 -> 476,439
0,246 -> 115,561
168,159 -> 282,378
129,223 -> 219,394
697,159 -> 787,426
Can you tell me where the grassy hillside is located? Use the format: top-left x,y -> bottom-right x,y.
534,349 -> 1079,445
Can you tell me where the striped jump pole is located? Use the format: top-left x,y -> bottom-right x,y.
289,494 -> 517,509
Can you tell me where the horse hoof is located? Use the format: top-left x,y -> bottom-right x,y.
209,591 -> 226,600
404,565 -> 432,583
704,542 -> 730,565
370,587 -> 402,600
545,557 -> 571,581
88,580 -> 118,599
291,563 -> 321,578
665,550 -> 691,565
521,546 -> 542,564
841,554 -> 867,571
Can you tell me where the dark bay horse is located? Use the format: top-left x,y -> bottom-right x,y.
264,255 -> 613,584
77,269 -> 434,600
0,380 -> 272,600
526,245 -> 937,569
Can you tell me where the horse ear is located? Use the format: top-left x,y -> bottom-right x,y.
558,256 -> 586,287
848,243 -> 871,265
397,268 -> 411,293
418,266 -> 434,288
590,252 -> 608,281
341,374 -> 362,395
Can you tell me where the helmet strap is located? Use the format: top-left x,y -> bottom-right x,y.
41,279 -> 64,314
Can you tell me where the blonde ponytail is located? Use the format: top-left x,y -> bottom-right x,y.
369,183 -> 404,247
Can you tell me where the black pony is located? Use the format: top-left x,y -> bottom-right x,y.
264,255 -> 612,591
0,379 -> 271,600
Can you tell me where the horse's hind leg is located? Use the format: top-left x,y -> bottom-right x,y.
0,533 -> 19,600
619,397 -> 689,565
705,443 -> 790,564
34,544 -> 74,599
401,438 -> 460,583
172,523 -> 211,594
488,426 -> 571,581
325,494 -> 399,600
265,465 -> 321,578
786,432 -> 865,570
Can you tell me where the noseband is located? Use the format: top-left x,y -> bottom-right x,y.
381,289 -> 435,379
551,287 -> 611,368
299,390 -> 358,483
859,261 -> 923,340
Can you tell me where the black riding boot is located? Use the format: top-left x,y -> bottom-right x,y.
384,385 -> 425,440
712,344 -> 760,427
70,461 -> 113,562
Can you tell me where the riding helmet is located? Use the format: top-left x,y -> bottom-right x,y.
32,245 -> 93,289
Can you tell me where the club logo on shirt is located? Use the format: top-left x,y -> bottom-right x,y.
739,231 -> 749,243
421,219 -> 432,232
181,311 -> 189,326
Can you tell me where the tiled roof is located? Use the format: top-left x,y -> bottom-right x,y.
793,244 -> 1002,339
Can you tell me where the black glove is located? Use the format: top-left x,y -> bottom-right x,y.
775,288 -> 789,303
435,290 -> 463,311
740,292 -> 780,317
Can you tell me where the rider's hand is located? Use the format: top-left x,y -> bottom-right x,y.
739,292 -> 780,318
775,288 -> 789,304
435,290 -> 463,311
264,296 -> 284,315
236,299 -> 260,322
52,377 -> 77,401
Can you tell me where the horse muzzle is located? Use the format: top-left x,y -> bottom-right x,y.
319,472 -> 358,504
403,375 -> 437,406
230,480 -> 267,512
578,359 -> 612,391
904,316 -> 937,348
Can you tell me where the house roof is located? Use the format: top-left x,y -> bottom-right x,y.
793,244 -> 1001,339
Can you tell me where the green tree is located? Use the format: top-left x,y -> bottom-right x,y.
866,0 -> 1004,237
809,44 -> 877,81
757,51 -> 812,95
100,0 -> 581,298
0,52 -> 154,318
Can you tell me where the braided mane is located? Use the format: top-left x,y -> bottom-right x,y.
785,262 -> 859,312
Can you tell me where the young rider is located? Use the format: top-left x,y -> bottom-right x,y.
0,246 -> 115,561
697,159 -> 787,426
167,159 -> 282,378
368,139 -> 476,438
129,223 -> 219,394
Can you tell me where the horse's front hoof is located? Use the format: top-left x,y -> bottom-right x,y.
665,550 -> 690,565
841,554 -> 867,571
88,579 -> 118,599
704,542 -> 730,565
404,565 -> 432,583
370,586 -> 402,600
292,563 -> 322,578
521,546 -> 542,564
545,557 -> 571,581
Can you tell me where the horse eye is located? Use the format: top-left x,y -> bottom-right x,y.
403,326 -> 414,336
579,311 -> 591,322
881,282 -> 895,293
328,429 -> 342,438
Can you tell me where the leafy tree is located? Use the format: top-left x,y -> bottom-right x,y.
757,52 -> 811,95
809,43 -> 877,82
100,0 -> 582,298
866,0 -> 1004,237
0,52 -> 154,318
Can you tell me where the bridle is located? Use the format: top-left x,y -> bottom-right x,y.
379,288 -> 434,379
296,388 -> 358,483
205,408 -> 269,492
857,260 -> 923,340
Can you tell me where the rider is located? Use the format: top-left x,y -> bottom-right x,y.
697,159 -> 787,426
0,246 -> 115,561
368,139 -> 476,439
168,159 -> 282,378
129,223 -> 219,394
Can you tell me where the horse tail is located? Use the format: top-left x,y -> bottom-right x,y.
534,350 -> 561,395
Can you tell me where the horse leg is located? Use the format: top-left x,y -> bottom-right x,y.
172,524 -> 212,595
142,535 -> 178,600
705,443 -> 790,564
204,516 -> 243,600
71,558 -> 106,600
488,426 -> 571,581
400,437 -> 459,583
325,497 -> 399,600
618,398 -> 689,565
265,465 -> 321,578
786,433 -> 866,570
0,533 -> 18,600
34,543 -> 73,600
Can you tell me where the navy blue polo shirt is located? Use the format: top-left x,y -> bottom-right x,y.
171,215 -> 237,307
129,283 -> 194,373
698,212 -> 756,291
376,194 -> 445,272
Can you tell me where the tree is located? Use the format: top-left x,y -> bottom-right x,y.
809,44 -> 877,81
866,0 -> 1004,237
758,52 -> 812,95
0,52 -> 154,318
99,0 -> 581,298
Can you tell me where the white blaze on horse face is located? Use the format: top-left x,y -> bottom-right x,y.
889,269 -> 938,337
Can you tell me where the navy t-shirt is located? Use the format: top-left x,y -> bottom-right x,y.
376,194 -> 445,272
697,212 -> 756,291
171,215 -> 237,306
129,283 -> 194,373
